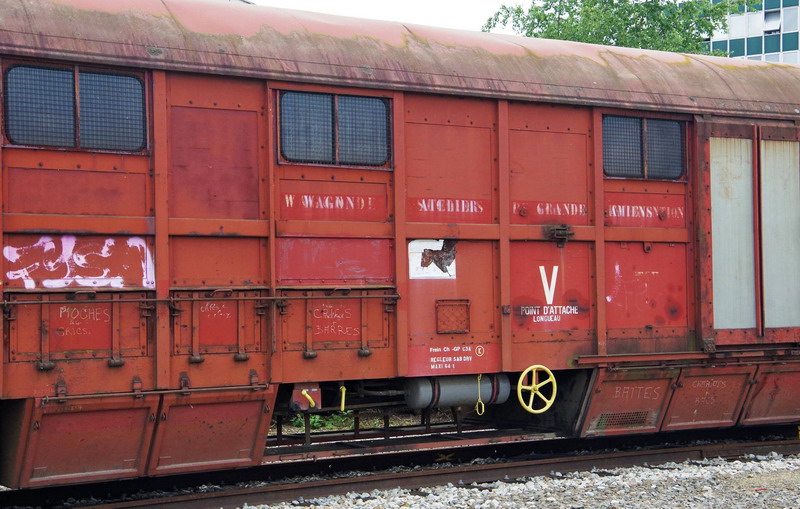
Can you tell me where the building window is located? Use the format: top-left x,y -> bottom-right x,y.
4,64 -> 146,151
279,91 -> 391,167
603,116 -> 685,180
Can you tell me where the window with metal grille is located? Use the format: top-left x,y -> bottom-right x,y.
4,64 -> 146,151
279,91 -> 391,167
603,115 -> 684,179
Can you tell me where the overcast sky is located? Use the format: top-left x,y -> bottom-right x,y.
248,0 -> 521,34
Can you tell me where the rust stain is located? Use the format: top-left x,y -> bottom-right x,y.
420,239 -> 456,275
1,0 -> 799,119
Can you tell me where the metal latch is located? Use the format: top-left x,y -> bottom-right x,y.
132,376 -> 143,398
545,224 -> 574,248
179,372 -> 191,395
55,380 -> 68,402
275,300 -> 288,315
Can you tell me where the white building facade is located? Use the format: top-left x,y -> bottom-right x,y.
710,0 -> 799,63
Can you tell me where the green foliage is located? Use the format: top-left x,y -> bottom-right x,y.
290,411 -> 354,430
483,0 -> 750,54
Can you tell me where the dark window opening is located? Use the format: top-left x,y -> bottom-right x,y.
4,64 -> 146,151
603,115 -> 685,180
279,90 -> 391,167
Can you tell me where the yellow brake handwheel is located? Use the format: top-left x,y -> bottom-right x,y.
517,365 -> 557,414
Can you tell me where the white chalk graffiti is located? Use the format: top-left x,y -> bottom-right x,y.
3,236 -> 155,290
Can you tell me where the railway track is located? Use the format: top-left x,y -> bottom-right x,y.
4,425 -> 799,508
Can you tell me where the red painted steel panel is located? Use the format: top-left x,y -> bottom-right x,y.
19,396 -> 159,488
605,242 -> 687,329
7,168 -> 148,217
49,301 -> 113,352
741,364 -> 800,425
407,241 -> 500,376
276,238 -> 394,285
307,299 -> 362,343
170,237 -> 267,287
168,73 -> 265,110
197,300 -> 238,348
662,365 -> 756,431
280,180 -> 389,222
604,192 -> 687,228
278,349 -> 397,383
170,107 -> 260,219
4,292 -> 152,397
148,389 -> 276,475
280,290 -> 390,353
582,368 -> 678,437
172,290 -> 266,356
405,97 -> 495,224
3,235 -> 155,290
510,242 -> 593,336
509,105 -> 591,226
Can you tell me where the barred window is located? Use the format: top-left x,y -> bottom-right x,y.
4,64 -> 146,151
603,115 -> 684,179
279,91 -> 391,167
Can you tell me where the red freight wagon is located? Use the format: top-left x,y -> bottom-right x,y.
0,0 -> 799,489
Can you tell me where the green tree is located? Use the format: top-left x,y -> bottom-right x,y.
483,0 -> 748,54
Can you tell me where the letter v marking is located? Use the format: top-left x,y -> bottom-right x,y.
539,265 -> 558,305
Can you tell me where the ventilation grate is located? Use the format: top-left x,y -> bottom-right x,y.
436,299 -> 470,334
594,410 -> 652,429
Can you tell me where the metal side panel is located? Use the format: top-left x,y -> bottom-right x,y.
741,363 -> 800,425
760,140 -> 800,328
148,388 -> 277,476
18,396 -> 159,488
710,137 -> 756,330
661,365 -> 756,431
580,368 -> 679,437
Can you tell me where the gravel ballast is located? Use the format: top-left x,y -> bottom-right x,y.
255,453 -> 800,508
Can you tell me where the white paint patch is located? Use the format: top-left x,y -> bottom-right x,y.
4,235 -> 156,290
127,237 -> 156,288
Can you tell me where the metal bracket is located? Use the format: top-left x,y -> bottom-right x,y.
275,300 -> 288,315
67,290 -> 96,300
37,360 -> 56,371
55,380 -> 67,402
3,303 -> 16,322
703,337 -> 717,353
255,301 -> 271,316
545,224 -> 574,248
107,357 -> 125,368
383,297 -> 397,313
249,369 -> 260,388
168,299 -> 183,317
132,376 -> 144,398
179,372 -> 191,395
139,303 -> 155,318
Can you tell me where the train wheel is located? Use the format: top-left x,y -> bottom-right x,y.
516,365 -> 557,414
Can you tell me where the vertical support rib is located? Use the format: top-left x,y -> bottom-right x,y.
592,110 -> 607,355
152,70 -> 171,388
497,100 -> 513,371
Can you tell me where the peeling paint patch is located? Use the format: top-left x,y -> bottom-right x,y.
409,239 -> 457,279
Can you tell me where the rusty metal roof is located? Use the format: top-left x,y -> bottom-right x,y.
1,0 -> 799,119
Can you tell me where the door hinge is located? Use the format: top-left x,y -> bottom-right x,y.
545,224 -> 574,248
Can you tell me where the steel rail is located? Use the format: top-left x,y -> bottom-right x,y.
96,438 -> 800,509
